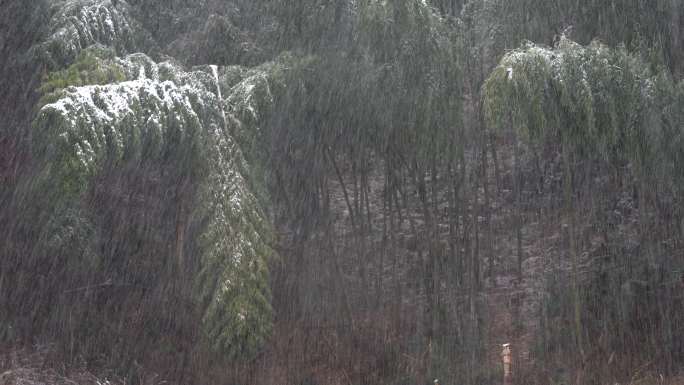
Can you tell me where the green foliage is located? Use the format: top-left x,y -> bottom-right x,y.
38,46 -> 126,107
483,37 -> 665,168
266,0 -> 353,53
661,80 -> 684,187
261,0 -> 464,233
8,0 -> 683,383
259,5 -> 472,380
485,36 -> 684,379
23,0 -> 288,361
463,0 -> 683,80
29,52 -> 275,363
35,0 -> 144,70
357,0 -> 463,160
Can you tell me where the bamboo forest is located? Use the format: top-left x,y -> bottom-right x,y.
1,1 -> 683,384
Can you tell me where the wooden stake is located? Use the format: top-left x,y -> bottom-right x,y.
502,343 -> 512,384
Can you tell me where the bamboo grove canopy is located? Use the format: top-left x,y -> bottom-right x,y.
21,0 -> 284,359
483,36 -> 684,187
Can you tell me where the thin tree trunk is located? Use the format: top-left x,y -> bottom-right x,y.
514,132 -> 524,281
490,131 -> 502,196
327,148 -> 356,230
638,160 -> 652,264
459,144 -> 468,287
364,169 -> 373,232
563,143 -> 583,357
448,159 -> 459,288
482,130 -> 494,285
387,162 -> 402,328
471,151 -> 481,293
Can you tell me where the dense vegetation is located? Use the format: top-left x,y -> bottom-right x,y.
0,1 -> 682,384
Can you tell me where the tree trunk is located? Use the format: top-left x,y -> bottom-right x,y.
482,131 -> 494,285
513,125 -> 524,281
563,143 -> 583,357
